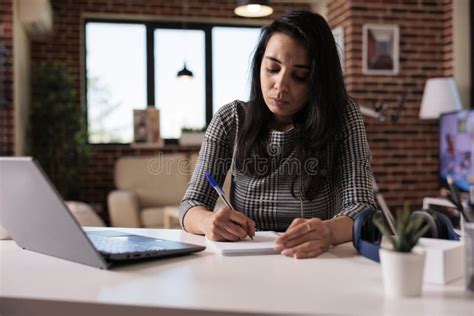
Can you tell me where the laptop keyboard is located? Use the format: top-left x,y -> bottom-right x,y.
88,235 -> 165,255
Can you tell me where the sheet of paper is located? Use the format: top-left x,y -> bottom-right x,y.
206,231 -> 280,256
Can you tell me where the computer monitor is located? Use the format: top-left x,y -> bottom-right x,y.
439,110 -> 474,192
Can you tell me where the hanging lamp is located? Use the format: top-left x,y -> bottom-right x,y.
177,62 -> 193,80
177,0 -> 194,79
234,0 -> 273,18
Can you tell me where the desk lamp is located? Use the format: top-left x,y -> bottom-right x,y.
418,77 -> 464,210
419,77 -> 463,119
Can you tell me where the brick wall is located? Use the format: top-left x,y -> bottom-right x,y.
327,0 -> 453,208
0,0 -> 13,156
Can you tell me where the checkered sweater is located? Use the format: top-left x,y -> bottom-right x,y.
179,99 -> 376,232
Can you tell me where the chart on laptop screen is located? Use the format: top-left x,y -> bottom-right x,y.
439,110 -> 474,192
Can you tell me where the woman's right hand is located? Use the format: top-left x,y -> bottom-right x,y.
200,207 -> 256,241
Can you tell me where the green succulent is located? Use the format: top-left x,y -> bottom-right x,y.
372,202 -> 431,253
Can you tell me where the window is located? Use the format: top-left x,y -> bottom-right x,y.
155,29 -> 206,138
86,23 -> 146,143
85,20 -> 260,143
212,27 -> 261,113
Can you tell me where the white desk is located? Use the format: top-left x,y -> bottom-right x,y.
1,228 -> 473,315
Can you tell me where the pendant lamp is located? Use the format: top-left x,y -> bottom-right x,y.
234,0 -> 273,18
177,0 -> 194,79
177,62 -> 193,80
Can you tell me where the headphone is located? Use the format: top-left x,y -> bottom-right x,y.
352,208 -> 460,262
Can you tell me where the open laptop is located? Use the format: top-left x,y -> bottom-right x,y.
0,157 -> 205,269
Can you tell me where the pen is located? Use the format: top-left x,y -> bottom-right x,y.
447,176 -> 472,223
446,193 -> 463,213
205,171 -> 254,239
373,179 -> 397,236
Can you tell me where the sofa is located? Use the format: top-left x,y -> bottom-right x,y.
107,153 -> 231,229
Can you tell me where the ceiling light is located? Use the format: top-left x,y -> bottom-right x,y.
234,0 -> 273,18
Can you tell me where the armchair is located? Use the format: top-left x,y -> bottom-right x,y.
108,154 -> 196,228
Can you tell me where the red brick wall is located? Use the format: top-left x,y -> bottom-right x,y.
0,0 -> 13,156
327,0 -> 453,208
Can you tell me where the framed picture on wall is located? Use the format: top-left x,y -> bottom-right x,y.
362,24 -> 399,75
332,26 -> 344,73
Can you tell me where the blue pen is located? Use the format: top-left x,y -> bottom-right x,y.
205,171 -> 254,240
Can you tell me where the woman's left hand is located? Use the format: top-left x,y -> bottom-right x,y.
274,218 -> 332,259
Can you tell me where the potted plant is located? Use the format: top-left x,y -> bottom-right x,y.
373,204 -> 431,297
28,62 -> 90,200
180,126 -> 206,146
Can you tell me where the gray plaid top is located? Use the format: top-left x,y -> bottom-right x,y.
179,99 -> 376,232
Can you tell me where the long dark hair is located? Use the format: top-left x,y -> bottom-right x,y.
235,10 -> 347,200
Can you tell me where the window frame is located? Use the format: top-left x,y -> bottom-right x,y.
83,18 -> 261,144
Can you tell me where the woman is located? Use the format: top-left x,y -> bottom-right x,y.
179,10 -> 376,259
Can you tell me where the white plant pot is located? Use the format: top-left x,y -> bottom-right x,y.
379,247 -> 426,298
